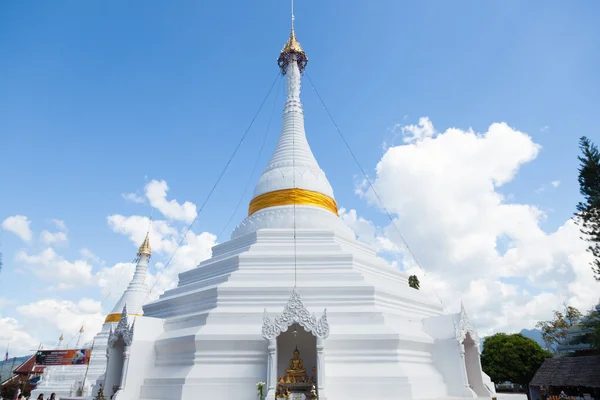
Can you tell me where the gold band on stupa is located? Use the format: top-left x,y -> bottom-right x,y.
248,188 -> 338,216
104,313 -> 142,323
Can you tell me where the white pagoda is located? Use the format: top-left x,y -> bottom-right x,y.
31,234 -> 151,400
100,23 -> 496,400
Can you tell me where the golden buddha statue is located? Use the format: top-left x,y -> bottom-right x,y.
286,347 -> 306,377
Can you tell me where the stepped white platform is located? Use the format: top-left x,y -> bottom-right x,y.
112,229 -> 494,400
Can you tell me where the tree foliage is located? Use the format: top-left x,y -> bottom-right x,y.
535,305 -> 582,352
576,136 -> 600,280
481,333 -> 552,386
0,380 -> 33,399
408,275 -> 420,290
580,307 -> 600,352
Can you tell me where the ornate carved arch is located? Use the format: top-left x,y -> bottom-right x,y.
262,289 -> 329,340
107,305 -> 135,348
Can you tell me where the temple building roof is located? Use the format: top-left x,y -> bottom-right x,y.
530,356 -> 600,388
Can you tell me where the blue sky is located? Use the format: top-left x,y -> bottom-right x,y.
1,1 -> 599,354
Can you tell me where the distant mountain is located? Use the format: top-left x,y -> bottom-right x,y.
520,328 -> 545,347
0,356 -> 30,382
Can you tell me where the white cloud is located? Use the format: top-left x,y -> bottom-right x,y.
16,248 -> 93,289
96,262 -> 136,302
106,213 -> 216,300
17,298 -> 104,349
397,116 -> 437,143
540,125 -> 550,132
0,179 -> 218,354
535,180 -> 561,194
40,230 -> 68,245
122,192 -> 146,204
2,215 -> 33,242
349,117 -> 597,335
107,215 -> 179,255
339,208 -> 399,253
51,219 -> 67,231
80,248 -> 101,263
0,315 -> 40,355
144,180 -> 197,223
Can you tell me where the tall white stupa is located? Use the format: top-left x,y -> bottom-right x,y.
31,234 -> 151,400
100,18 -> 496,400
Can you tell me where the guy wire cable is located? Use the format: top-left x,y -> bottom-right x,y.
305,72 -> 445,307
145,71 -> 281,302
151,75 -> 283,297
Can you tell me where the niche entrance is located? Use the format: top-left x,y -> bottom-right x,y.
262,290 -> 329,400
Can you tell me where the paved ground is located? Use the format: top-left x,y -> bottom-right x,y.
497,393 -> 528,400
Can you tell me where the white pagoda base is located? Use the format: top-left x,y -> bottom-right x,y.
102,227 -> 495,400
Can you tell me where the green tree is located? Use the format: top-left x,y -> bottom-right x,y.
408,275 -> 420,290
535,305 -> 582,352
480,333 -> 552,386
576,136 -> 600,280
580,307 -> 600,352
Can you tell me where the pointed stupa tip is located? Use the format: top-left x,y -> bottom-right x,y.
59,333 -> 64,341
278,27 -> 308,75
137,232 -> 151,257
79,326 -> 84,333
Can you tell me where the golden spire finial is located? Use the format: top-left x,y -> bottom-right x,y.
137,231 -> 151,257
278,0 -> 307,75
59,333 -> 64,341
79,326 -> 84,333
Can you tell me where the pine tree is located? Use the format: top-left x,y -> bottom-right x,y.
576,136 -> 600,281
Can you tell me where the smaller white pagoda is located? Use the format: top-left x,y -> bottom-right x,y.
31,234 -> 152,400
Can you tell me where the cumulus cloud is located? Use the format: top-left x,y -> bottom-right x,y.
551,180 -> 561,188
122,192 -> 146,204
2,215 -> 33,242
16,248 -> 94,289
80,248 -> 100,263
51,219 -> 67,231
40,230 -> 68,245
105,213 -> 216,300
107,215 -> 179,254
1,178 -> 219,353
397,116 -> 437,143
339,208 -> 398,253
144,180 -> 197,223
17,298 -> 104,348
0,315 -> 40,354
348,117 -> 597,335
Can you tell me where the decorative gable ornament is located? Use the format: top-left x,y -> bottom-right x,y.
454,302 -> 480,350
262,289 -> 329,340
108,305 -> 135,348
